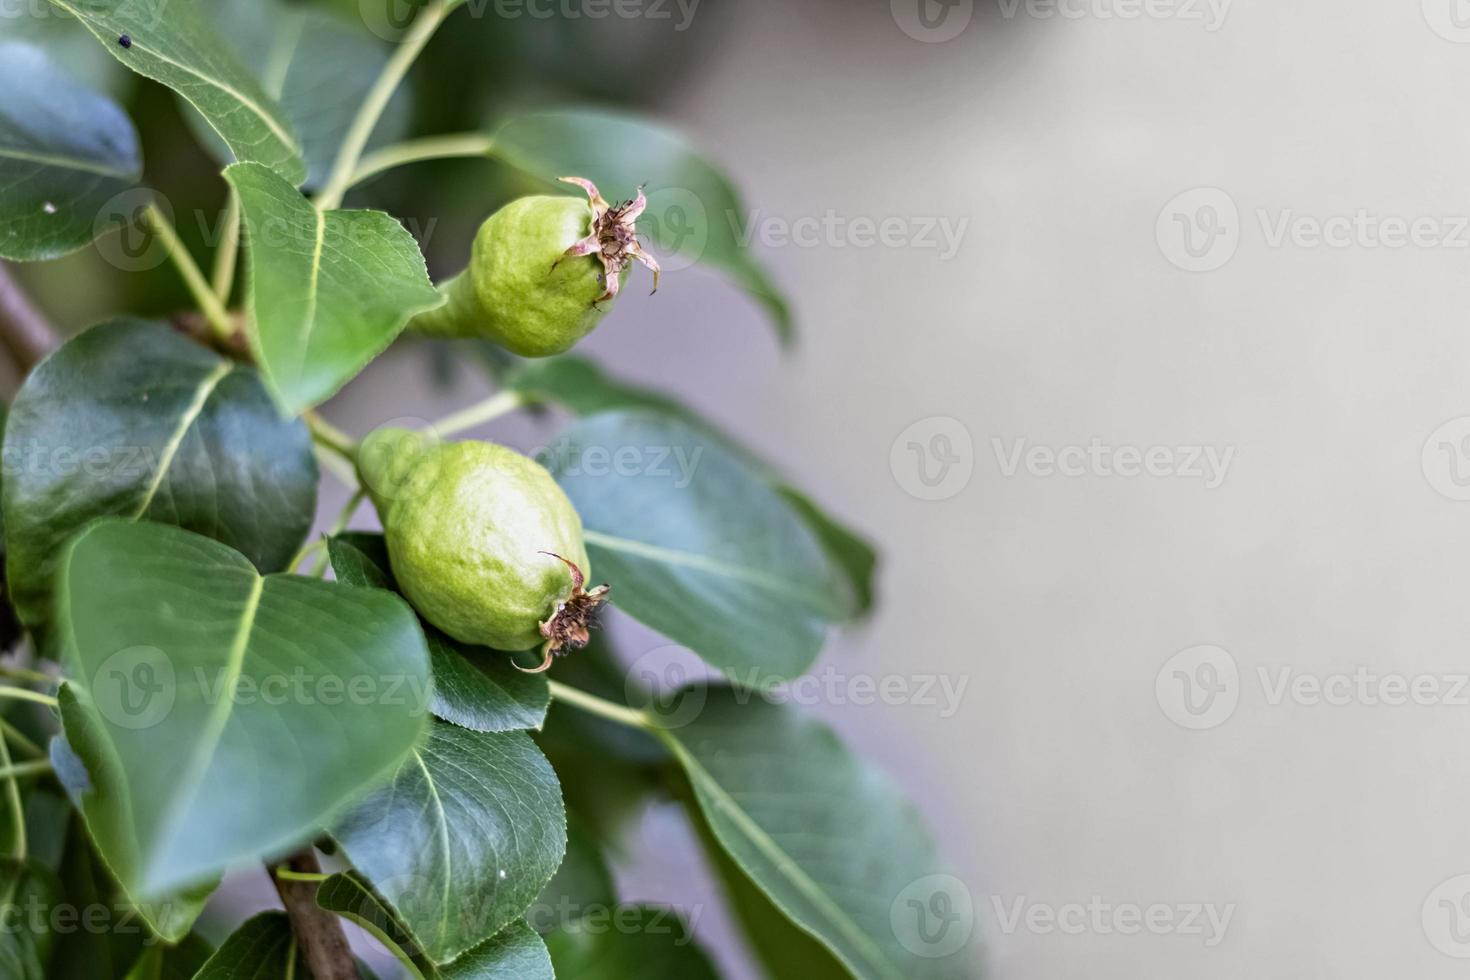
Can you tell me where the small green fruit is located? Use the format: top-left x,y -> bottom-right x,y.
410,177 -> 660,358
357,428 -> 606,663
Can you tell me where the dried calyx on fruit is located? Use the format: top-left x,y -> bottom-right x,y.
558,177 -> 661,304
409,176 -> 659,358
356,427 -> 609,671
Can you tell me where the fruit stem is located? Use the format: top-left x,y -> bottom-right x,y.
0,760 -> 53,780
0,687 -> 56,708
314,0 -> 455,211
141,204 -> 235,345
275,868 -> 332,884
304,410 -> 358,458
0,732 -> 25,862
348,133 -> 497,191
432,390 -> 527,438
547,680 -> 652,731
210,190 -> 241,305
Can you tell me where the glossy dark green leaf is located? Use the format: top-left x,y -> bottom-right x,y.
551,411 -> 845,684
2,318 -> 317,627
660,687 -> 975,980
226,162 -> 441,414
318,871 -> 554,980
0,41 -> 142,262
328,534 -> 550,733
42,0 -> 304,183
332,720 -> 565,963
192,913 -> 304,979
494,109 -> 792,343
184,2 -> 412,190
509,356 -> 877,617
543,906 -> 720,980
54,520 -> 431,898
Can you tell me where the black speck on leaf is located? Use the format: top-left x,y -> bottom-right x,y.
118,34 -> 132,48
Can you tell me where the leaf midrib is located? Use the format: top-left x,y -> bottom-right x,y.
150,571 -> 264,880
293,205 -> 327,383
48,0 -> 301,159
0,144 -> 136,179
131,361 -> 232,519
413,748 -> 455,953
661,732 -> 904,980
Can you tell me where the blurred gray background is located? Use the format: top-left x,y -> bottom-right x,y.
390,1 -> 1470,976
23,0 -> 1470,975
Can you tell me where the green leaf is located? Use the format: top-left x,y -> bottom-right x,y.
2,318 -> 318,628
507,357 -> 693,421
319,871 -> 555,980
509,356 -> 877,617
778,487 -> 877,616
551,411 -> 844,684
328,533 -> 550,733
45,818 -> 132,979
121,946 -> 161,980
39,746 -> 213,945
682,787 -> 852,980
0,787 -> 70,874
183,2 -> 413,190
226,161 -> 441,414
494,108 -> 792,344
192,913 -> 305,979
42,0 -> 305,184
526,814 -> 616,935
331,720 -> 566,963
0,41 -> 142,262
543,906 -> 720,980
54,519 -> 431,897
0,859 -> 59,980
660,687 -> 976,980
120,933 -> 214,980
